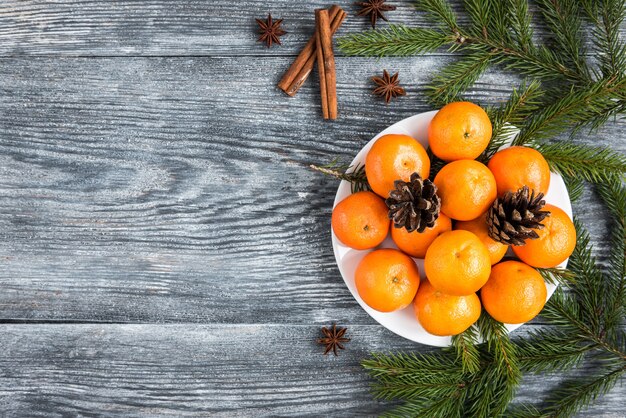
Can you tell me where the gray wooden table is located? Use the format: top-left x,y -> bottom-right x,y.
0,1 -> 624,416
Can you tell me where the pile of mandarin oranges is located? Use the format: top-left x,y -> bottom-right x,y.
332,102 -> 576,337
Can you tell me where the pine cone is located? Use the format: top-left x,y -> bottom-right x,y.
386,173 -> 441,233
487,186 -> 551,246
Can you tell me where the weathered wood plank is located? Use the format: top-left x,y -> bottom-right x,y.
0,1 -> 623,56
0,56 -> 622,323
0,324 -> 621,416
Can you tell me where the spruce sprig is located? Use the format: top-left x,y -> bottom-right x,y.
536,0 -> 591,80
528,141 -> 626,183
482,80 -> 543,160
451,326 -> 480,373
336,26 -> 453,58
309,159 -> 370,193
426,51 -> 494,106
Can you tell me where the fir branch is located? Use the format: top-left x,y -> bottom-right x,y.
564,221 -> 605,334
515,329 -> 590,373
528,142 -> 626,184
486,0 -> 513,43
465,362 -> 518,417
382,392 -> 464,418
450,326 -> 480,374
506,403 -> 549,418
426,51 -> 494,107
460,34 -> 586,83
483,80 -> 543,160
309,160 -> 370,193
597,177 -> 626,344
478,314 -> 520,381
415,0 -> 459,32
542,365 -> 626,417
537,267 -> 576,285
337,26 -> 453,58
581,0 -> 626,78
514,78 -> 626,144
536,0 -> 591,80
362,351 -> 463,383
544,289 -> 625,360
562,174 -> 585,202
471,314 -> 521,417
508,0 -> 534,52
371,379 -> 463,402
462,0 -> 491,37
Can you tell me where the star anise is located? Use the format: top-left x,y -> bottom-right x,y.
372,70 -> 406,104
317,324 -> 350,356
256,14 -> 286,48
355,0 -> 396,29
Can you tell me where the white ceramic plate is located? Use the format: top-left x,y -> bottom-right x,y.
331,110 -> 573,347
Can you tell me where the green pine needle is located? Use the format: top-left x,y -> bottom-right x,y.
450,326 -> 481,374
462,0 -> 492,37
542,365 -> 626,417
562,174 -> 585,202
483,80 -> 543,160
508,0 -> 534,52
596,177 -> 626,343
515,329 -> 590,373
528,142 -> 626,184
537,267 -> 576,285
536,0 -> 591,80
514,79 -> 626,144
426,51 -> 494,107
415,0 -> 459,32
477,313 -> 521,382
581,0 -> 626,78
309,159 -> 370,193
338,26 -> 453,58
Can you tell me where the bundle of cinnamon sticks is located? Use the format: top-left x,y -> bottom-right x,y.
278,5 -> 347,120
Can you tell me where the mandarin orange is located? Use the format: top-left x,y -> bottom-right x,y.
512,204 -> 576,268
456,212 -> 508,265
428,101 -> 492,161
331,191 -> 389,250
433,160 -> 497,221
414,280 -> 481,336
424,230 -> 491,296
481,260 -> 547,323
355,249 -> 420,312
391,213 -> 452,258
365,134 -> 430,198
488,146 -> 551,196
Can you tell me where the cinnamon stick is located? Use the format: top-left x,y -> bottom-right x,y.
278,5 -> 345,97
315,10 -> 329,119
316,9 -> 337,120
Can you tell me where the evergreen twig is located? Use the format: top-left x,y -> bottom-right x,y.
528,141 -> 626,184
482,80 -> 543,160
309,159 -> 370,193
450,326 -> 480,373
542,365 -> 626,417
337,26 -> 453,58
426,51 -> 494,106
536,0 -> 591,80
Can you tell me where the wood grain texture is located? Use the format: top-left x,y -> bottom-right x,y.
0,1 -> 624,56
0,56 -> 622,323
0,324 -> 622,416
